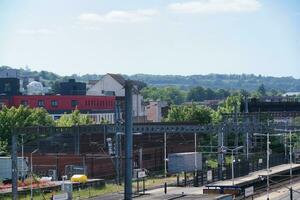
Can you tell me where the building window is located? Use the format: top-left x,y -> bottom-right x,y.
4,83 -> 11,92
51,100 -> 58,107
37,100 -> 44,107
21,100 -> 28,106
71,100 -> 78,107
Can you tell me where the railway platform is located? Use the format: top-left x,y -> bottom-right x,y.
205,163 -> 300,196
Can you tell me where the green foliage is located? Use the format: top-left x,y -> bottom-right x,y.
130,73 -> 299,92
0,140 -> 8,155
141,86 -> 186,104
55,110 -> 93,127
2,66 -> 299,92
257,84 -> 267,97
166,104 -> 214,124
187,87 -> 231,102
294,117 -> 300,126
218,94 -> 242,114
0,106 -> 54,154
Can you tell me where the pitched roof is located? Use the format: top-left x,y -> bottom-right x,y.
107,73 -> 126,86
107,73 -> 139,93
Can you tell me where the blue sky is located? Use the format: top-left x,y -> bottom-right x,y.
0,0 -> 299,77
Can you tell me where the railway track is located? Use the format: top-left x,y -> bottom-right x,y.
252,174 -> 300,199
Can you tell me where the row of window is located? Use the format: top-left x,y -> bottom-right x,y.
84,100 -> 113,107
19,99 -> 114,108
20,99 -> 79,108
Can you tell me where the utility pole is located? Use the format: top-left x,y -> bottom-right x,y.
194,132 -> 198,187
289,130 -> 293,200
115,100 -> 121,185
124,81 -> 133,200
267,132 -> 270,200
21,134 -> 24,181
164,132 -> 167,194
11,129 -> 18,200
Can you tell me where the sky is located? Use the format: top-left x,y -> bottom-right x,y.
0,0 -> 299,77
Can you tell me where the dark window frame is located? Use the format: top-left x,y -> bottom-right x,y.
51,100 -> 58,107
71,100 -> 78,107
37,100 -> 44,107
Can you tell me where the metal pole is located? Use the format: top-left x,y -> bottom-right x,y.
124,81 -> 133,200
30,148 -> 38,200
11,130 -> 18,200
115,100 -> 120,185
246,132 -> 249,160
31,152 -> 33,200
267,132 -> 270,200
194,132 -> 198,187
232,150 -> 234,185
285,121 -> 288,161
194,132 -> 197,172
290,130 -> 293,200
164,132 -> 167,194
21,135 -> 24,181
139,148 -> 143,169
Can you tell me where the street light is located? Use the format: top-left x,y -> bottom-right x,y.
253,132 -> 282,200
30,148 -> 39,200
222,146 -> 244,186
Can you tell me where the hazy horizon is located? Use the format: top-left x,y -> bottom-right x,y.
2,65 -> 300,80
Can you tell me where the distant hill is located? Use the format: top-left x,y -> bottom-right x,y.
1,66 -> 300,92
128,74 -> 300,92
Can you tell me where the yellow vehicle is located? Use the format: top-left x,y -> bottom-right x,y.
71,174 -> 88,183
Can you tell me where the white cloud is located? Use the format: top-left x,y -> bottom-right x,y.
18,28 -> 55,35
168,0 -> 262,14
78,9 -> 159,24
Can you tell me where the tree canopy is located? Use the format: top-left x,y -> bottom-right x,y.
165,104 -> 214,124
55,109 -> 93,127
0,106 -> 54,154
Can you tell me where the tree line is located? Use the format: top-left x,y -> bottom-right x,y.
0,106 -> 94,155
141,84 -> 281,105
2,66 -> 300,92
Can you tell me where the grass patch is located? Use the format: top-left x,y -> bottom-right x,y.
0,176 -> 179,199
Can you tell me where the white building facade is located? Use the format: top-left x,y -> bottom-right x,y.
87,73 -> 145,120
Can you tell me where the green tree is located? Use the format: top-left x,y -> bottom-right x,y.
141,86 -> 186,105
55,109 -> 93,127
216,89 -> 231,99
162,87 -> 186,105
205,88 -> 216,100
218,94 -> 242,114
257,84 -> 267,97
187,86 -> 206,101
0,106 -> 54,154
166,104 -> 214,124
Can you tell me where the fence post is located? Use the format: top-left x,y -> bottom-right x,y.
184,172 -> 187,186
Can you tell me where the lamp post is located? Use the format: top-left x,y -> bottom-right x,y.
222,146 -> 244,185
254,132 -> 282,200
21,134 -> 24,182
30,148 -> 39,200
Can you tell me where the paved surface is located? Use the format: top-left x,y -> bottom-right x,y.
207,163 -> 300,187
91,187 -> 232,200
